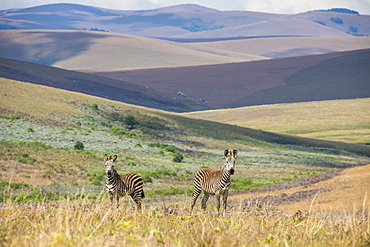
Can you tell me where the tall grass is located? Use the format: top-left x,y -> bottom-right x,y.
0,197 -> 368,246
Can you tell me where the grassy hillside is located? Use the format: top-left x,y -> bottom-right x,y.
183,98 -> 370,144
1,77 -> 369,188
1,78 -> 369,246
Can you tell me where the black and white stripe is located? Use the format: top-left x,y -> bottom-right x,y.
190,149 -> 237,215
104,154 -> 145,211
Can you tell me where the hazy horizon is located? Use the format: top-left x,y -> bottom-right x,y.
1,0 -> 370,15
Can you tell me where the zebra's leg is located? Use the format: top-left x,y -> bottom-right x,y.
201,193 -> 210,211
132,194 -> 142,212
108,191 -> 114,204
221,190 -> 229,216
216,193 -> 221,214
190,189 -> 201,215
116,194 -> 120,208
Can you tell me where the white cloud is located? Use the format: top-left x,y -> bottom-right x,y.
1,0 -> 370,15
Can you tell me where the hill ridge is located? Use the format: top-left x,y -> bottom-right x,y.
1,3 -> 369,39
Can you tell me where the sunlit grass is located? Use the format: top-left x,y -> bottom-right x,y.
183,98 -> 370,144
0,198 -> 368,246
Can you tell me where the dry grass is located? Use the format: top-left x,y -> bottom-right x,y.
231,164 -> 370,214
1,156 -> 369,246
183,98 -> 370,144
0,198 -> 368,247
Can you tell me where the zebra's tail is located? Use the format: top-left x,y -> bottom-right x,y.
141,190 -> 145,199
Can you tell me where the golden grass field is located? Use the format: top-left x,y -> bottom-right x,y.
183,98 -> 370,144
231,164 -> 370,214
1,164 -> 369,246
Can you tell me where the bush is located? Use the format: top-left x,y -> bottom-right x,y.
165,145 -> 177,153
124,115 -> 138,130
74,141 -> 84,150
348,26 -> 358,33
182,23 -> 225,32
330,17 -> 343,24
173,152 -> 184,163
110,126 -> 126,135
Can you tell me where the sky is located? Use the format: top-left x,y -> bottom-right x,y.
1,0 -> 370,15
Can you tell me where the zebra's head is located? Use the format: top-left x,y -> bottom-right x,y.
224,149 -> 237,175
104,154 -> 117,175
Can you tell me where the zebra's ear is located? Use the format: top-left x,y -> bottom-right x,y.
104,154 -> 109,161
233,150 -> 238,157
112,155 -> 118,162
224,149 -> 229,157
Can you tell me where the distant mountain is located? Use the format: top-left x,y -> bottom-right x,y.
1,3 -> 369,39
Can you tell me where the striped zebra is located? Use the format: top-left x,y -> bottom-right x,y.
190,149 -> 237,215
104,154 -> 145,211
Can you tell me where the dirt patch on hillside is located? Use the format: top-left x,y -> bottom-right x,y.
230,165 -> 370,213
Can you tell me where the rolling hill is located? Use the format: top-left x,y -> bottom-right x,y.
1,76 -> 370,160
0,30 -> 264,70
1,3 -> 370,39
1,47 -> 369,112
1,30 -> 370,71
92,48 -> 370,109
186,36 -> 370,59
0,57 -> 205,112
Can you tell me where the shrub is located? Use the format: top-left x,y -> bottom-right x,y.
182,23 -> 225,32
110,126 -> 126,135
348,26 -> 358,33
148,142 -> 161,148
173,152 -> 184,163
74,141 -> 84,150
124,115 -> 138,130
330,17 -> 343,24
165,145 -> 177,153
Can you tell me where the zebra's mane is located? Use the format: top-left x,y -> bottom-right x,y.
109,167 -> 122,180
218,159 -> 229,171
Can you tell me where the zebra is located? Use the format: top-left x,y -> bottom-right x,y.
104,154 -> 145,211
190,149 -> 237,216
